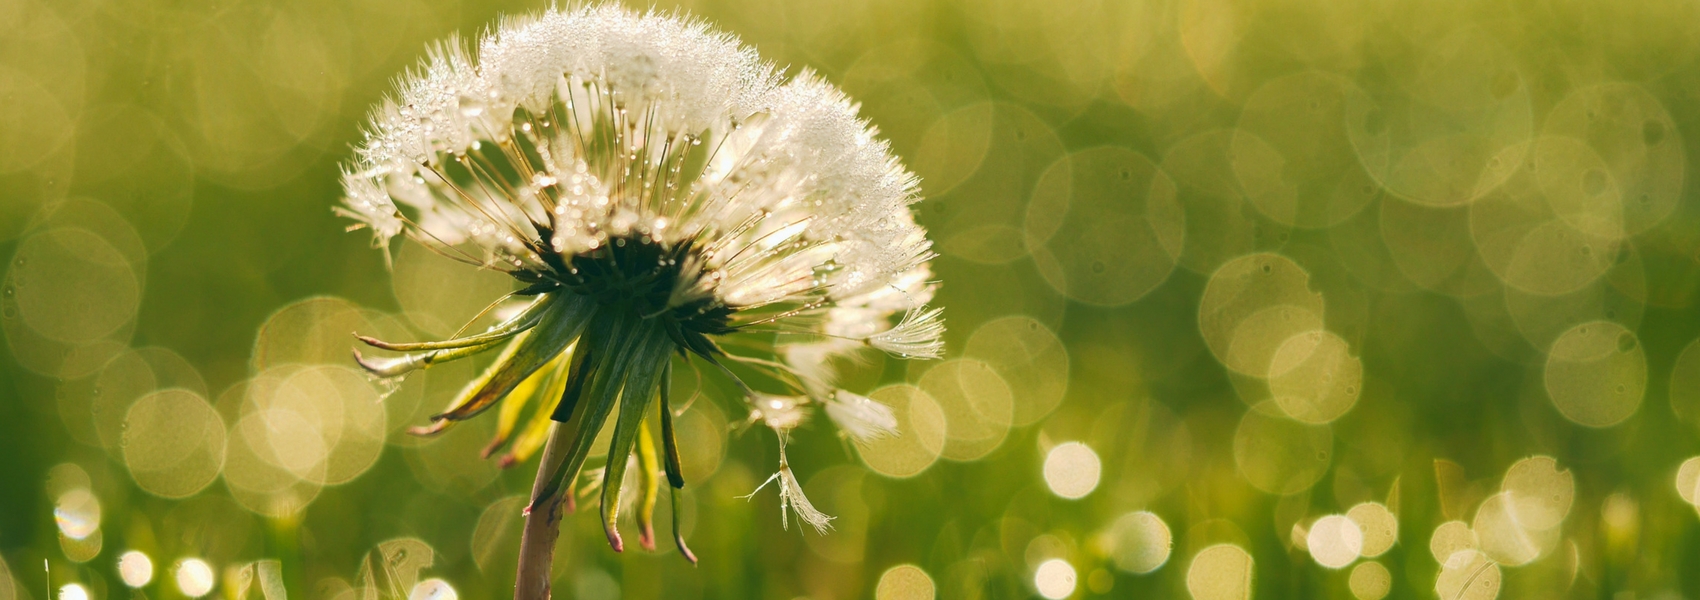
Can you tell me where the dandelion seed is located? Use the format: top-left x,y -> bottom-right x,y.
825,389 -> 899,442
335,2 -> 940,577
740,441 -> 835,534
867,306 -> 946,359
749,393 -> 811,432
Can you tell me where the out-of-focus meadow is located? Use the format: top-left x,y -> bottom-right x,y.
4,0 -> 1700,598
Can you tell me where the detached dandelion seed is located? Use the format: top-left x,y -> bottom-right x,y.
336,5 -> 941,600
741,438 -> 836,534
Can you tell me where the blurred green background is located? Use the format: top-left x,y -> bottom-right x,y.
5,0 -> 1700,599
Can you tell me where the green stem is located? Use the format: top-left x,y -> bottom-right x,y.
514,423 -> 576,600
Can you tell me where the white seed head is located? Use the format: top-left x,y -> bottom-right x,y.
339,3 -> 942,455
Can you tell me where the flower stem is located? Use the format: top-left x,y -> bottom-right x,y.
516,422 -> 576,600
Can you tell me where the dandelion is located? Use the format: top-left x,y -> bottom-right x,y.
337,5 -> 940,599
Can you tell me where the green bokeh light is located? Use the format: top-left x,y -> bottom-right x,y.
4,0 -> 1700,599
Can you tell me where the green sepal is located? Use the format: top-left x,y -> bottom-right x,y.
549,319 -> 603,423
484,347 -> 570,459
670,486 -> 697,564
356,296 -> 549,351
432,295 -> 591,423
353,336 -> 507,379
597,327 -> 672,552
529,308 -> 643,513
498,346 -> 585,468
658,359 -> 686,489
406,331 -> 530,436
635,420 -> 661,552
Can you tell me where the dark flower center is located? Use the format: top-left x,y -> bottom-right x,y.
516,228 -> 733,358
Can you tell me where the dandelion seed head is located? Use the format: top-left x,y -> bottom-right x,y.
338,3 -> 940,554
341,5 -> 937,345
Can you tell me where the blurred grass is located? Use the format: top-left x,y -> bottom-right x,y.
4,0 -> 1700,599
